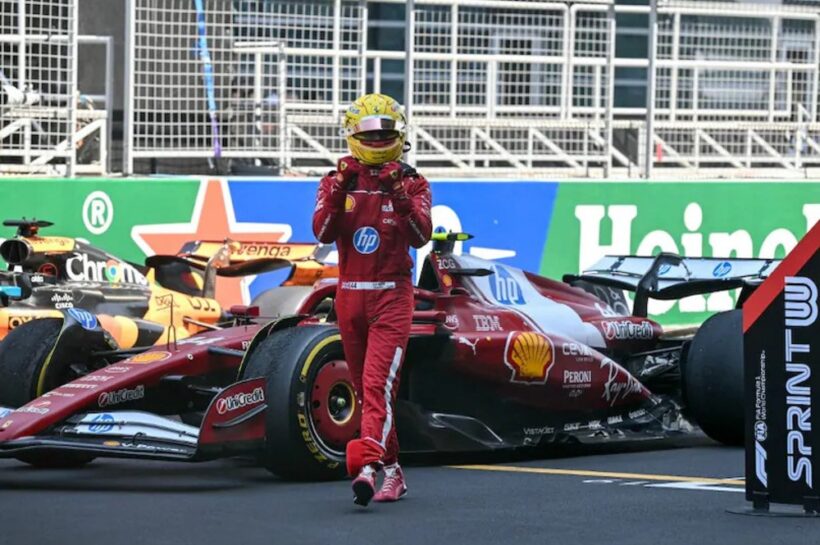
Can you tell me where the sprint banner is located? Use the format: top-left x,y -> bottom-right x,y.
744,221 -> 820,511
0,177 -> 817,325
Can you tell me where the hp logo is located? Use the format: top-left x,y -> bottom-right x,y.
712,261 -> 732,278
353,226 -> 380,255
67,308 -> 98,330
489,266 -> 525,305
89,413 -> 115,433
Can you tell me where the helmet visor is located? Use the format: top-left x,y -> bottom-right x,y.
352,129 -> 400,142
347,115 -> 405,136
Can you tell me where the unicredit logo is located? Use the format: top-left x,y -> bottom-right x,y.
98,385 -> 144,407
603,320 -> 653,341
215,387 -> 265,415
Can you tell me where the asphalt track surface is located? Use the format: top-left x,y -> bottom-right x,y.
0,435 -> 816,545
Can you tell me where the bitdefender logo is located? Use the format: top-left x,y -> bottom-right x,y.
783,275 -> 817,488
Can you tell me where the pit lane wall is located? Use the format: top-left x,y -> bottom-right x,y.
1,177 -> 818,325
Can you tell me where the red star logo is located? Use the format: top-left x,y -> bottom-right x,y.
131,179 -> 292,305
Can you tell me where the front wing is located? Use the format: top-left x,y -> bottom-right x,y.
0,378 -> 267,463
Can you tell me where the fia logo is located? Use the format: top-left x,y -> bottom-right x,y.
489,266 -> 525,305
353,226 -> 380,255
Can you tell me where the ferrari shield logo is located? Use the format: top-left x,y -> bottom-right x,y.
504,331 -> 554,384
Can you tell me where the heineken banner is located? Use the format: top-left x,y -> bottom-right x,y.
743,222 -> 820,511
0,178 -> 817,325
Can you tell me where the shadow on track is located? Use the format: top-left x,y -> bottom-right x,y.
402,432 -> 722,467
0,433 -> 726,493
0,457 -> 287,493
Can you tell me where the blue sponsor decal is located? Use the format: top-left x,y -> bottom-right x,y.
352,226 -> 380,254
658,263 -> 671,276
228,180 -> 559,301
0,286 -> 21,298
88,413 -> 115,433
489,265 -> 526,305
67,308 -> 97,330
712,261 -> 732,278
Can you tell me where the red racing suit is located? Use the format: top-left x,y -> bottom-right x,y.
312,157 -> 432,473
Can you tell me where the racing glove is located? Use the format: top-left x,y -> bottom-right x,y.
312,156 -> 366,243
377,161 -> 405,194
335,156 -> 367,190
379,162 -> 432,248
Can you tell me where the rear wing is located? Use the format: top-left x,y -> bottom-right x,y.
178,240 -> 324,264
563,253 -> 780,317
146,239 -> 338,297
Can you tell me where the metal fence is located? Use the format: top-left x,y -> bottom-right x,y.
5,0 -> 820,178
0,0 -> 113,175
1,0 -> 77,174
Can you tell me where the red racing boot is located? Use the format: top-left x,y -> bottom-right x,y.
352,465 -> 377,506
373,463 -> 408,502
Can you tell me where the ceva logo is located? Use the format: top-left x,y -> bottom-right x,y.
490,265 -> 525,305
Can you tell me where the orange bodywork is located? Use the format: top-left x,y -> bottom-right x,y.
0,236 -> 338,347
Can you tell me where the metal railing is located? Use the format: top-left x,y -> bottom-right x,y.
8,0 -> 820,179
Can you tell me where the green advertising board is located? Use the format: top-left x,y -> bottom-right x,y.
0,177 -> 817,326
541,181 -> 820,324
0,178 -> 201,263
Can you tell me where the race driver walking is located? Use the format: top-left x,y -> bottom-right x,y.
312,93 -> 432,506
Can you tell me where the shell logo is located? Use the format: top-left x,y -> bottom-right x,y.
345,195 -> 356,213
504,331 -> 554,384
126,351 -> 172,365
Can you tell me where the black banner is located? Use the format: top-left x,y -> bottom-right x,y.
744,222 -> 820,511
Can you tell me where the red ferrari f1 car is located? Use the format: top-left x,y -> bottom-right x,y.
0,232 -> 777,479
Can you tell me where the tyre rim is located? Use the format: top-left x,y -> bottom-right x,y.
308,359 -> 360,455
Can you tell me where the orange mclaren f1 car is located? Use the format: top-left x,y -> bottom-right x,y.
0,218 -> 337,406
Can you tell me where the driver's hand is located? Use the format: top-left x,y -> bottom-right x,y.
335,156 -> 367,189
377,161 -> 405,193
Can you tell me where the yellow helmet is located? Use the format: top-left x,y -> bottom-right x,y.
342,93 -> 406,166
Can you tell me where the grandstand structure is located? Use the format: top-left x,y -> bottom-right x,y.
0,0 -> 113,175
2,0 -> 820,178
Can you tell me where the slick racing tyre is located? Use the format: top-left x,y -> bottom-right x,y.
0,318 -> 62,407
683,309 -> 743,446
241,325 -> 359,481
